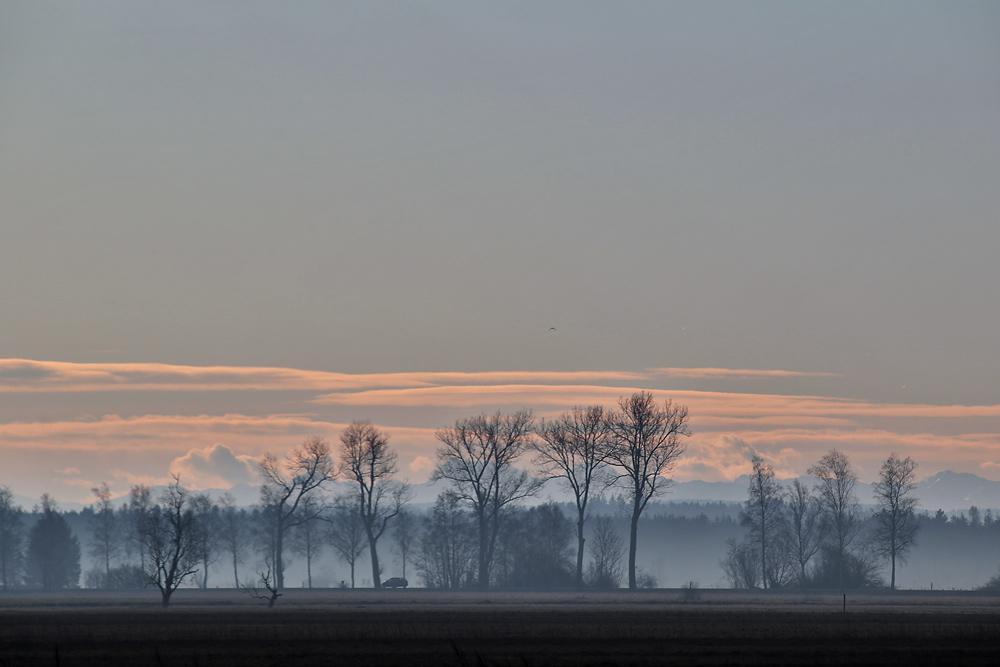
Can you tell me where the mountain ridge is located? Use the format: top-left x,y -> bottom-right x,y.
14,470 -> 1000,513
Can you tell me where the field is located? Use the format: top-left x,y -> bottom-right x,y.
2,589 -> 999,666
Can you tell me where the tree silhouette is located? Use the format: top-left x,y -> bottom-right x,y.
533,405 -> 612,587
783,479 -> 823,587
27,495 -> 80,590
432,410 -> 542,589
328,496 -> 368,588
391,508 -> 416,580
139,478 -> 200,607
605,393 -> 690,589
0,486 -> 25,590
218,493 -> 251,588
258,437 -> 334,589
739,455 -> 784,589
339,422 -> 410,590
808,450 -> 863,590
88,482 -> 119,589
871,453 -> 919,590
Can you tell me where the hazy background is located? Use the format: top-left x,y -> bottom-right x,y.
1,1 -> 998,502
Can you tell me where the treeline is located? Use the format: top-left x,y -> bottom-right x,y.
724,451 -> 955,591
2,392 -> 1000,598
3,483 -> 1000,596
0,483 -> 631,598
0,393 -> 692,602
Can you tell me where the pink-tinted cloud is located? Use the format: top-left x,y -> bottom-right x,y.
681,428 -> 1000,483
169,443 -> 259,490
650,367 -> 838,380
4,359 -> 1000,501
310,384 -> 639,408
311,383 -> 1000,423
409,456 -> 435,474
0,359 -> 646,394
0,412 -> 443,500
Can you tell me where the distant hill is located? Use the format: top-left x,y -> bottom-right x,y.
16,470 -> 1000,514
916,470 -> 1000,513
668,472 -> 1000,513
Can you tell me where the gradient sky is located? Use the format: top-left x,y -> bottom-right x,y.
2,2 -> 998,503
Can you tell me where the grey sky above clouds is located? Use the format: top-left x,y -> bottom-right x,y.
2,0 -> 999,411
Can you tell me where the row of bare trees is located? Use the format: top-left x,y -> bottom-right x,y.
432,392 -> 690,590
1,392 -> 689,597
725,450 -> 919,590
257,424 -> 412,590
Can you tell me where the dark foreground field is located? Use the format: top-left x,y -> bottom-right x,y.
2,590 -> 999,666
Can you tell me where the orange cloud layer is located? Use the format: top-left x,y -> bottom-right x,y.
310,383 -> 1000,421
0,359 -> 648,393
4,359 -> 1000,501
650,367 -> 838,379
0,413 -> 442,500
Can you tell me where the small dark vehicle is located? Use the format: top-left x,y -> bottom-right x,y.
382,577 -> 408,589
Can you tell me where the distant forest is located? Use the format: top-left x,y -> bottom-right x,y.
2,398 -> 999,599
2,492 -> 999,596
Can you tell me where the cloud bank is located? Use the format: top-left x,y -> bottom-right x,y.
2,359 -> 998,502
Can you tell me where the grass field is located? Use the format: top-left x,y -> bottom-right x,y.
2,589 -> 998,665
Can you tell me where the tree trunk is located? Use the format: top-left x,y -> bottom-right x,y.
890,524 -> 897,591
576,513 -> 586,588
232,555 -> 239,588
628,507 -> 640,590
478,512 -> 490,590
836,536 -> 844,591
161,589 -> 172,608
369,538 -> 381,589
275,528 -> 285,590
760,538 -> 768,590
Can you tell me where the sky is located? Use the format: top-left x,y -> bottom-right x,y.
1,1 -> 998,504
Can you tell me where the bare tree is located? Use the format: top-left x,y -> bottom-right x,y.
88,482 -> 119,589
258,437 -> 334,589
533,405 -> 611,587
339,422 -> 411,589
739,455 -> 784,590
139,478 -> 200,607
585,515 -> 625,589
125,484 -> 152,570
290,494 -> 325,588
808,450 -> 863,590
0,486 -> 25,590
242,557 -> 282,608
871,453 -> 919,590
494,503 -> 575,588
328,496 -> 368,588
721,537 -> 760,589
190,493 -> 220,589
432,410 -> 543,589
605,392 -> 690,589
218,493 -> 250,588
415,490 -> 476,589
783,479 -> 823,587
391,508 -> 416,580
